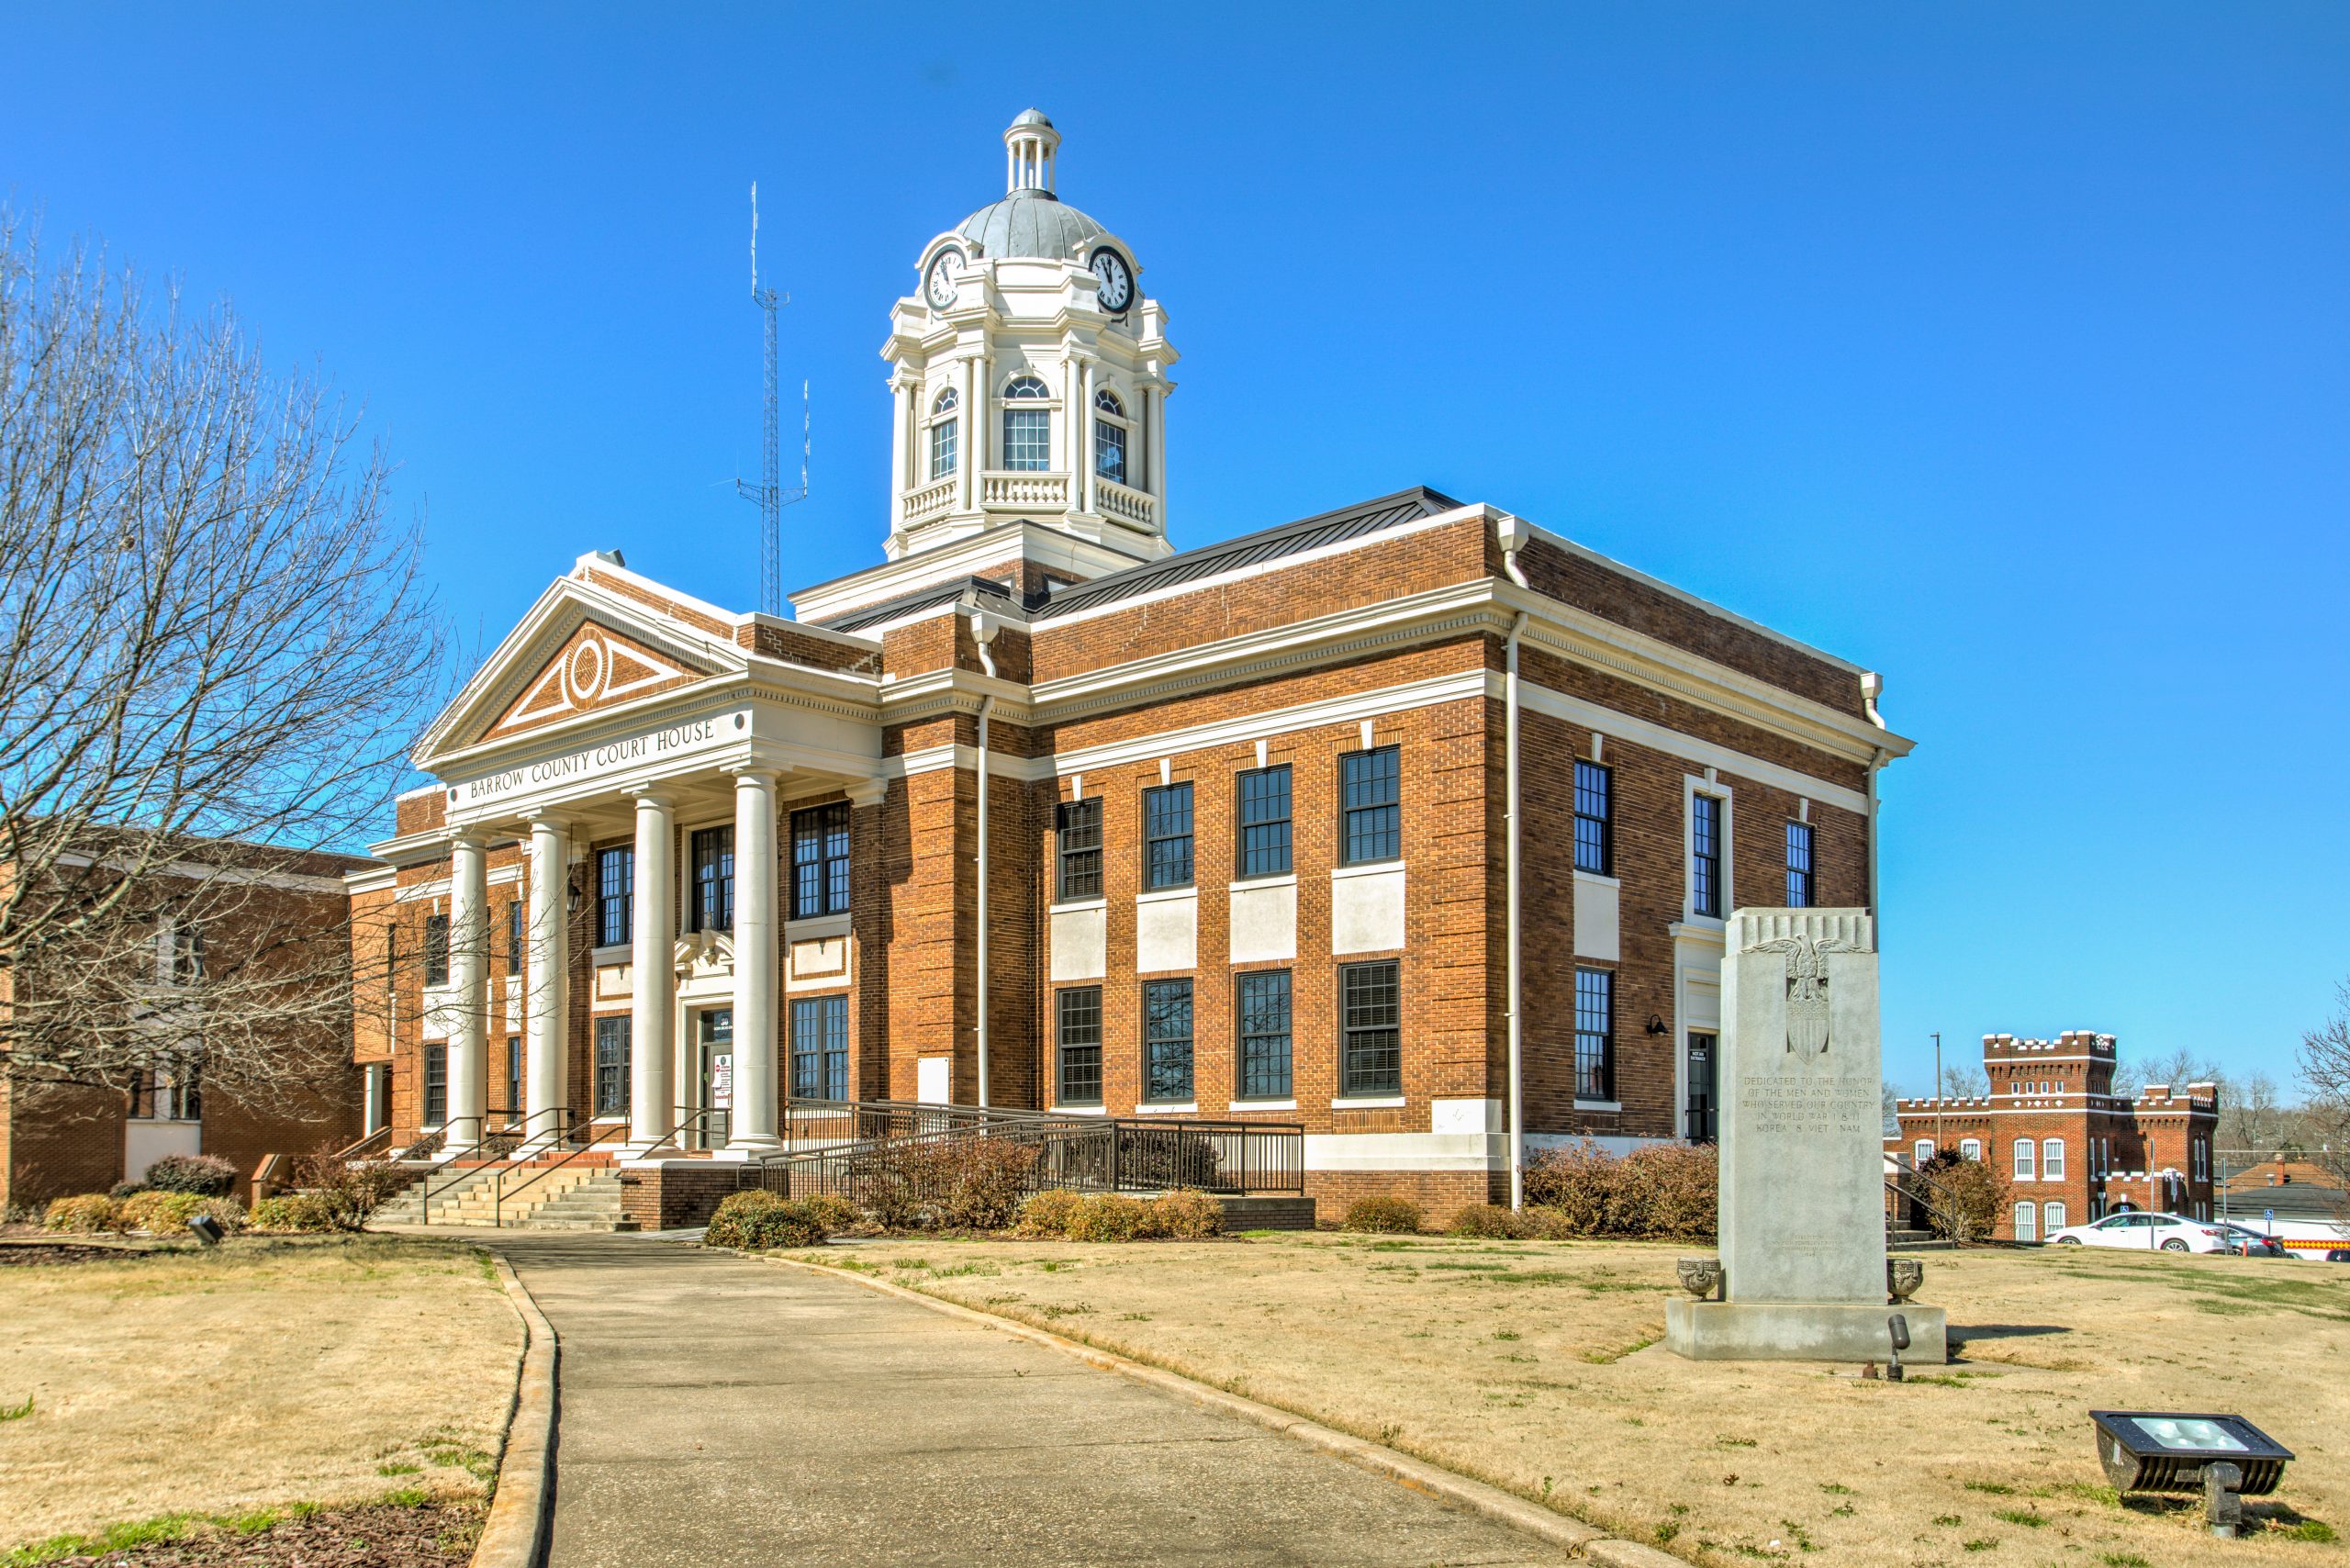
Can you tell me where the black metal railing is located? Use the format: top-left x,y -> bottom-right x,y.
1885,1160 -> 1980,1244
488,1106 -> 722,1227
749,1102 -> 1304,1207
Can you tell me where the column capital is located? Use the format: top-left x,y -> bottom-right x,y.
449,827 -> 489,851
522,809 -> 571,832
626,786 -> 676,810
725,763 -> 787,785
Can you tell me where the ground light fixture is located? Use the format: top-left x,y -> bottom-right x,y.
185,1215 -> 225,1247
2089,1410 -> 2293,1539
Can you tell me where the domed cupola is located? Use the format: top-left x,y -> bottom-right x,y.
877,111 -> 1179,569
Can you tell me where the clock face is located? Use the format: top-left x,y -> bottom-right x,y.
1090,248 -> 1133,313
925,249 -> 966,309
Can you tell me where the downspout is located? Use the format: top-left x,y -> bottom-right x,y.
1497,513 -> 1532,1209
970,610 -> 999,1110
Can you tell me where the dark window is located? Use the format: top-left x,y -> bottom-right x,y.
384,924 -> 398,1004
1094,417 -> 1127,485
1237,970 -> 1292,1099
1573,761 -> 1613,875
1056,798 -> 1102,902
424,1044 -> 449,1126
790,995 -> 848,1102
1057,986 -> 1102,1104
506,902 -> 523,976
1785,822 -> 1813,908
1143,980 -> 1194,1103
1685,1031 -> 1716,1143
170,921 -> 205,984
1340,746 -> 1401,865
597,846 -> 633,948
690,825 -> 735,932
1575,968 -> 1614,1102
594,1017 -> 630,1116
423,913 -> 450,987
128,1069 -> 152,1120
1237,765 -> 1292,879
505,1036 -> 522,1121
1144,783 -> 1193,890
791,803 -> 852,919
1691,793 -> 1724,918
1339,960 -> 1402,1098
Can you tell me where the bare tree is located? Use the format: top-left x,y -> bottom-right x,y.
2300,981 -> 2350,1193
2215,1070 -> 2288,1153
2110,1048 -> 2222,1099
1939,1061 -> 1987,1099
0,212 -> 446,1105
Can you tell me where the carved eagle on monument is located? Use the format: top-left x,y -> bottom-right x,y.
1743,931 -> 1860,1053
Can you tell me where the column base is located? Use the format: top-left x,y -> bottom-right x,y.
723,1135 -> 783,1159
1664,1298 -> 1948,1364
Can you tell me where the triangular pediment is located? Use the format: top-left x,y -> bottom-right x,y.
416,573 -> 745,767
491,622 -> 703,737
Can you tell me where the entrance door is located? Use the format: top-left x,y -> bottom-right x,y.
1685,1032 -> 1718,1144
692,1008 -> 733,1150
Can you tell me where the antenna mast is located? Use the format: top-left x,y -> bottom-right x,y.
738,181 -> 808,616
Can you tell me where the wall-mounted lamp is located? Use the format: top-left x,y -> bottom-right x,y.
1645,1014 -> 1669,1036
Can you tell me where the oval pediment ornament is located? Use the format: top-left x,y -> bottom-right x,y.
495,624 -> 699,735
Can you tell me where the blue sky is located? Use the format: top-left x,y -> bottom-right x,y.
7,4 -> 2344,1092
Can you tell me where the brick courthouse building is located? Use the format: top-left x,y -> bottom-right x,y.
349,113 -> 1913,1223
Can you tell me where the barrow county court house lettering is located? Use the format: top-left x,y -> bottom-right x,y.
345,111 -> 1914,1227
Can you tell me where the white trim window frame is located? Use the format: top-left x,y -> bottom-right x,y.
2012,1136 -> 2036,1181
1091,386 -> 1130,487
2042,1137 -> 2066,1182
925,386 -> 960,482
1682,776 -> 1732,924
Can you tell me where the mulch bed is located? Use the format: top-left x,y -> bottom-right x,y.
0,1241 -> 153,1267
40,1503 -> 481,1566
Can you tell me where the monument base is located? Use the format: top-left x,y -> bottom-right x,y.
1665,1299 -> 1949,1364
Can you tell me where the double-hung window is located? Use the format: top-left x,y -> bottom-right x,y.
1574,967 -> 1615,1102
1237,971 -> 1292,1099
2042,1137 -> 2066,1181
928,386 -> 958,481
505,1036 -> 522,1121
594,1017 -> 630,1116
423,913 -> 451,987
1573,760 -> 1612,875
791,995 -> 848,1102
1691,792 -> 1725,919
690,825 -> 735,933
506,901 -> 523,976
1093,388 -> 1128,485
790,803 -> 851,919
1058,986 -> 1102,1105
2012,1137 -> 2036,1181
424,1043 -> 449,1126
1340,746 -> 1400,865
597,846 -> 633,948
1785,821 -> 1813,908
1056,798 -> 1102,901
1143,980 -> 1194,1103
1002,375 -> 1050,471
1339,960 -> 1401,1097
1237,765 -> 1292,879
1143,783 -> 1192,890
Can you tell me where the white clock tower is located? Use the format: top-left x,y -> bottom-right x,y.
878,110 -> 1178,571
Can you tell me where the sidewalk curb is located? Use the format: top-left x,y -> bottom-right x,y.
756,1251 -> 1683,1563
472,1251 -> 557,1568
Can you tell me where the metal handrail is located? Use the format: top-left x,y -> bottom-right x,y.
417,1114 -> 576,1225
327,1126 -> 396,1163
1886,1162 -> 1980,1244
489,1106 -> 729,1227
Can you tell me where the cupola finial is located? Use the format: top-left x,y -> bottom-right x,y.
1004,109 -> 1060,196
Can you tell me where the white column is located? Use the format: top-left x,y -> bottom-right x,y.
728,768 -> 781,1152
446,833 -> 489,1148
957,355 -> 978,512
1078,357 -> 1096,516
524,812 -> 570,1145
1147,382 -> 1167,502
628,790 -> 677,1149
889,377 -> 910,506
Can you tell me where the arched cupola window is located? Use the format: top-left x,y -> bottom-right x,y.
1002,375 -> 1052,471
925,386 -> 959,482
1092,386 -> 1129,487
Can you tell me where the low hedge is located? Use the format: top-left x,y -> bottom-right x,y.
1014,1189 -> 1225,1241
705,1190 -> 834,1250
1340,1195 -> 1424,1234
142,1153 -> 240,1197
1522,1140 -> 1717,1241
43,1193 -> 117,1234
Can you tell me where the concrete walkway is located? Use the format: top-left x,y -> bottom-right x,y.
490,1233 -> 1566,1567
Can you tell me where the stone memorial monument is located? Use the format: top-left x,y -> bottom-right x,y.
1665,907 -> 1948,1362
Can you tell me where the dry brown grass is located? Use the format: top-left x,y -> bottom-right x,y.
0,1235 -> 520,1551
805,1233 -> 2350,1568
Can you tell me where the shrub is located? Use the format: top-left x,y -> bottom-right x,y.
704,1190 -> 832,1250
192,1196 -> 248,1235
1520,1140 -> 1718,1241
251,1193 -> 340,1232
107,1181 -> 149,1201
800,1192 -> 863,1236
1014,1189 -> 1085,1238
1341,1195 -> 1424,1235
43,1193 -> 118,1233
861,1137 -> 1040,1232
116,1190 -> 207,1233
282,1148 -> 404,1231
1064,1193 -> 1151,1242
142,1153 -> 239,1197
1152,1189 -> 1225,1239
1917,1152 -> 2007,1244
1447,1203 -> 1531,1239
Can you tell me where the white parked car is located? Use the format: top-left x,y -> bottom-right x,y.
2044,1211 -> 2236,1253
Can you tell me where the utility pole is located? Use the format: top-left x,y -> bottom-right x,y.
737,182 -> 808,617
1932,1031 -> 1943,1159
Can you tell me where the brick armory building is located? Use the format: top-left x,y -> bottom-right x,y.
349,112 -> 1912,1224
1889,1031 -> 2219,1241
1,841 -> 364,1210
